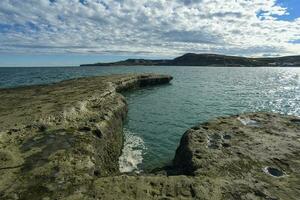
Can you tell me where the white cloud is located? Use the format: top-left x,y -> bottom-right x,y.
0,0 -> 299,57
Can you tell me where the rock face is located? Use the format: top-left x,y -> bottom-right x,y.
1,74 -> 299,200
0,74 -> 172,199
173,112 -> 300,199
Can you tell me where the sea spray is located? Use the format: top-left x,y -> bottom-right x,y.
119,128 -> 146,173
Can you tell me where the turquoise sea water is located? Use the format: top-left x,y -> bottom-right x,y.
1,66 -> 300,172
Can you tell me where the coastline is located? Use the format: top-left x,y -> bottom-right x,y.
80,53 -> 300,67
0,74 -> 299,199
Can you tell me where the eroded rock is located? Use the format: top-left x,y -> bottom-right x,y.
173,112 -> 300,200
0,74 -> 172,200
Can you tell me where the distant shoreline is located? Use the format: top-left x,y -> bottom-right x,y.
80,53 -> 300,67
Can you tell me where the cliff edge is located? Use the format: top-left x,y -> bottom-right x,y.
0,74 -> 172,199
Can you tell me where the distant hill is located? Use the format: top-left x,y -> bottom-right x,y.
80,53 -> 300,67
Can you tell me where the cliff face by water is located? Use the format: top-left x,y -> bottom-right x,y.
0,74 -> 172,199
0,74 -> 299,200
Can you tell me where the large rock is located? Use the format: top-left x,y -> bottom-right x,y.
174,112 -> 300,199
0,74 -> 172,199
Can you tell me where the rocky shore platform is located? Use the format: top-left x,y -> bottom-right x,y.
0,74 -> 299,200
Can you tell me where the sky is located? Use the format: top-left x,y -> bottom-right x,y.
0,0 -> 300,67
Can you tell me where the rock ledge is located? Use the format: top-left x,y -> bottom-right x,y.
0,74 -> 172,199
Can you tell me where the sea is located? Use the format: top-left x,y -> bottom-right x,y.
1,66 -> 299,172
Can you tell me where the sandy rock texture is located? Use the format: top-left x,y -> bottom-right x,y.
173,112 -> 300,200
0,74 -> 172,199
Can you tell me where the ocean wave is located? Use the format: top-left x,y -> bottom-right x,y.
119,128 -> 146,173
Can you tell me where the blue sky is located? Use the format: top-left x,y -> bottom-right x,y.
0,0 -> 300,67
276,0 -> 300,21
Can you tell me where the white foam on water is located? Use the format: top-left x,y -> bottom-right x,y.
119,128 -> 146,173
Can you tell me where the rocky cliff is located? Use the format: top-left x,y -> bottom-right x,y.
0,74 -> 299,200
0,74 -> 172,199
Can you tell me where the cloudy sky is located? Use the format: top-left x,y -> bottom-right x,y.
0,0 -> 300,66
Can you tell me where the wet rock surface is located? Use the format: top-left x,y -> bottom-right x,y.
0,75 -> 299,199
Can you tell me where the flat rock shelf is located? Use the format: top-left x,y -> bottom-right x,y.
0,74 -> 299,200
